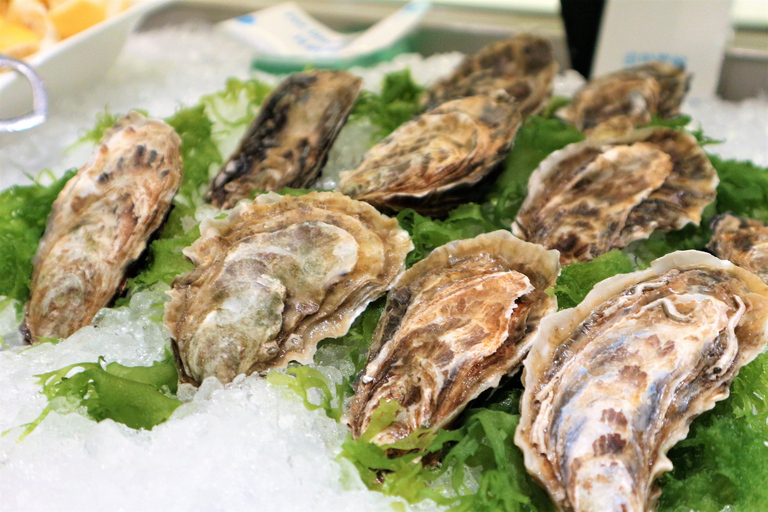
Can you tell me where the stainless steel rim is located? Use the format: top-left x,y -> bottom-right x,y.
0,55 -> 48,133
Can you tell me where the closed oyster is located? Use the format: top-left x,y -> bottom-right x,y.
513,127 -> 717,264
423,35 -> 557,116
515,251 -> 768,512
708,213 -> 768,283
165,191 -> 412,384
346,231 -> 559,445
22,112 -> 183,342
560,62 -> 690,132
207,70 -> 362,209
338,93 -> 521,216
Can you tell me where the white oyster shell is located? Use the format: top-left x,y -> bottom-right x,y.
513,127 -> 718,265
165,191 -> 412,384
338,93 -> 521,216
24,111 -> 183,342
515,251 -> 768,512
346,230 -> 560,445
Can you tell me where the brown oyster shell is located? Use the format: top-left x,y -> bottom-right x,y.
560,61 -> 690,132
515,251 -> 768,512
207,70 -> 362,209
165,191 -> 412,385
22,112 -> 183,342
422,35 -> 558,116
708,213 -> 768,284
345,230 -> 560,445
513,127 -> 718,265
338,93 -> 521,216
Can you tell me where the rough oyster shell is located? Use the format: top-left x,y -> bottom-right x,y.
559,62 -> 690,132
515,251 -> 768,512
207,70 -> 362,209
165,191 -> 412,384
338,93 -> 521,216
422,35 -> 558,116
708,213 -> 768,283
23,112 -> 183,342
345,230 -> 560,445
513,127 -> 717,264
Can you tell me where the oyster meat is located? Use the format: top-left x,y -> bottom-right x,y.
515,251 -> 768,512
513,127 -> 718,264
422,35 -> 558,116
165,191 -> 412,384
346,231 -> 560,445
22,112 -> 183,342
207,70 -> 362,209
559,62 -> 690,132
338,93 -> 521,216
709,213 -> 768,283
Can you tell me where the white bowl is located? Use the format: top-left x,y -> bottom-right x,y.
0,0 -> 174,120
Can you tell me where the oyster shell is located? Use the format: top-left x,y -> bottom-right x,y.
165,191 -> 412,384
708,213 -> 768,283
22,112 -> 183,342
338,93 -> 521,216
513,127 -> 718,264
207,70 -> 362,209
515,251 -> 768,512
345,231 -> 560,445
422,35 -> 558,116
560,62 -> 690,132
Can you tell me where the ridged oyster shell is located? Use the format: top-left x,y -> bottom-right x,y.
515,251 -> 768,512
422,35 -> 558,116
708,213 -> 768,283
165,191 -> 412,384
207,70 -> 362,209
560,62 -> 690,132
513,127 -> 717,264
338,93 -> 521,216
346,230 -> 560,445
23,112 -> 183,342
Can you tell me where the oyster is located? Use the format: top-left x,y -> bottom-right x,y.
346,231 -> 560,445
709,213 -> 768,283
338,93 -> 521,216
513,127 -> 718,264
165,191 -> 412,384
207,70 -> 362,209
422,35 -> 558,116
515,251 -> 768,512
560,62 -> 690,132
22,112 -> 183,342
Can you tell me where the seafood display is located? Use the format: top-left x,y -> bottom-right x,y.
422,35 -> 558,116
559,61 -> 691,132
515,251 -> 768,512
165,191 -> 412,384
346,231 -> 560,445
709,213 -> 768,283
338,93 -> 521,216
513,127 -> 718,264
207,70 -> 361,209
22,112 -> 183,342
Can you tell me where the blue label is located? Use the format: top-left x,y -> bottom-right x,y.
624,51 -> 687,68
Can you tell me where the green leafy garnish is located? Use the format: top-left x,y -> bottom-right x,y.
341,390 -> 553,512
711,155 -> 768,223
351,69 -> 423,139
267,366 -> 346,421
17,353 -> 180,439
553,250 -> 636,310
398,204 -> 501,267
0,170 -> 76,309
